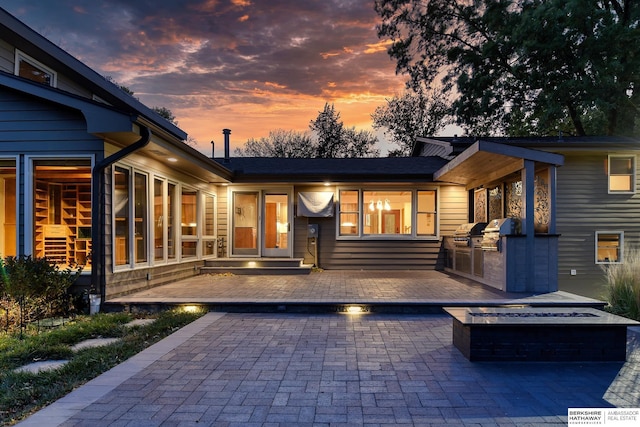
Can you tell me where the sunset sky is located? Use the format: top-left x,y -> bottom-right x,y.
3,0 -> 418,156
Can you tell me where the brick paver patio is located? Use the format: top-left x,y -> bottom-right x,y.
18,271 -> 636,426
108,270 -> 531,304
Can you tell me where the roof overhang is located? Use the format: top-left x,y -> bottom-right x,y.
1,73 -> 233,183
0,72 -> 136,138
434,140 -> 564,189
1,8 -> 186,141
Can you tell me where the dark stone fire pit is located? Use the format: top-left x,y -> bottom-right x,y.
444,306 -> 640,362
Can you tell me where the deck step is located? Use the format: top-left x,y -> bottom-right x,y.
200,266 -> 312,275
202,258 -> 312,275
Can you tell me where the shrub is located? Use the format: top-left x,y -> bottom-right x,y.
603,245 -> 640,321
0,256 -> 82,331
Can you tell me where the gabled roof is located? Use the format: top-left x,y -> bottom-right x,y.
215,156 -> 450,183
0,7 -> 185,141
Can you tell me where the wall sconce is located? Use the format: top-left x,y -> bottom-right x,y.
369,200 -> 375,211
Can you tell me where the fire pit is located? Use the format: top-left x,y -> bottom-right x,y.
443,306 -> 640,362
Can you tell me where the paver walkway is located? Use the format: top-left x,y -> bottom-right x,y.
19,312 -> 640,427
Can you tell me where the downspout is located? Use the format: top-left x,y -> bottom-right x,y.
91,126 -> 151,303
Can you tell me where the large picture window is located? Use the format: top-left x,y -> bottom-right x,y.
364,190 -> 411,235
338,189 -> 437,238
32,159 -> 92,269
608,155 -> 635,193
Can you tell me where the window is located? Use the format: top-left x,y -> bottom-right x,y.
608,155 -> 635,193
203,194 -> 216,257
114,167 -> 130,266
168,182 -> 177,260
134,172 -> 148,263
113,168 -> 149,266
181,188 -> 198,258
32,159 -> 92,269
153,178 -> 164,261
152,178 -> 179,263
113,167 -> 215,265
15,50 -> 57,86
417,190 -> 436,236
339,190 -> 359,236
596,231 -> 623,264
364,190 -> 411,235
338,189 -> 437,238
0,159 -> 17,258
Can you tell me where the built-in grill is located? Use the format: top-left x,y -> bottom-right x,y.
453,222 -> 487,247
481,218 -> 521,251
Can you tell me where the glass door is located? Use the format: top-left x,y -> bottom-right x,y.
232,192 -> 258,256
263,193 -> 290,257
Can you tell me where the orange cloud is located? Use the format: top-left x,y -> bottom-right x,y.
363,40 -> 393,54
320,51 -> 341,59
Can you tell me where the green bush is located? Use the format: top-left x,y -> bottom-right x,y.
0,256 -> 82,331
603,245 -> 640,321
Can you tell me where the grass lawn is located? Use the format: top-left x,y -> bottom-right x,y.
0,308 -> 207,425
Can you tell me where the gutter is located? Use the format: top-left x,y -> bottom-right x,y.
91,126 -> 151,303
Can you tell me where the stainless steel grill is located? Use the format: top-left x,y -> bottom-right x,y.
453,222 -> 487,247
481,218 -> 521,251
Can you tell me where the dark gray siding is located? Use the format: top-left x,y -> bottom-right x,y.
0,87 -> 103,260
556,152 -> 640,297
292,184 -> 467,270
0,39 -> 13,73
293,214 -> 444,269
0,88 -> 103,150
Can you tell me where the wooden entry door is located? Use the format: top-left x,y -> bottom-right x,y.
382,210 -> 401,234
263,193 -> 290,257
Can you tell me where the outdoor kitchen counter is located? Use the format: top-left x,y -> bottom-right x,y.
443,306 -> 640,362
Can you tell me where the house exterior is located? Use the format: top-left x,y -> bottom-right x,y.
414,136 -> 640,298
2,7 -> 573,301
0,8 -> 232,299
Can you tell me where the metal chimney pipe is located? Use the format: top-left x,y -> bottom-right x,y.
210,140 -> 215,158
222,129 -> 231,162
